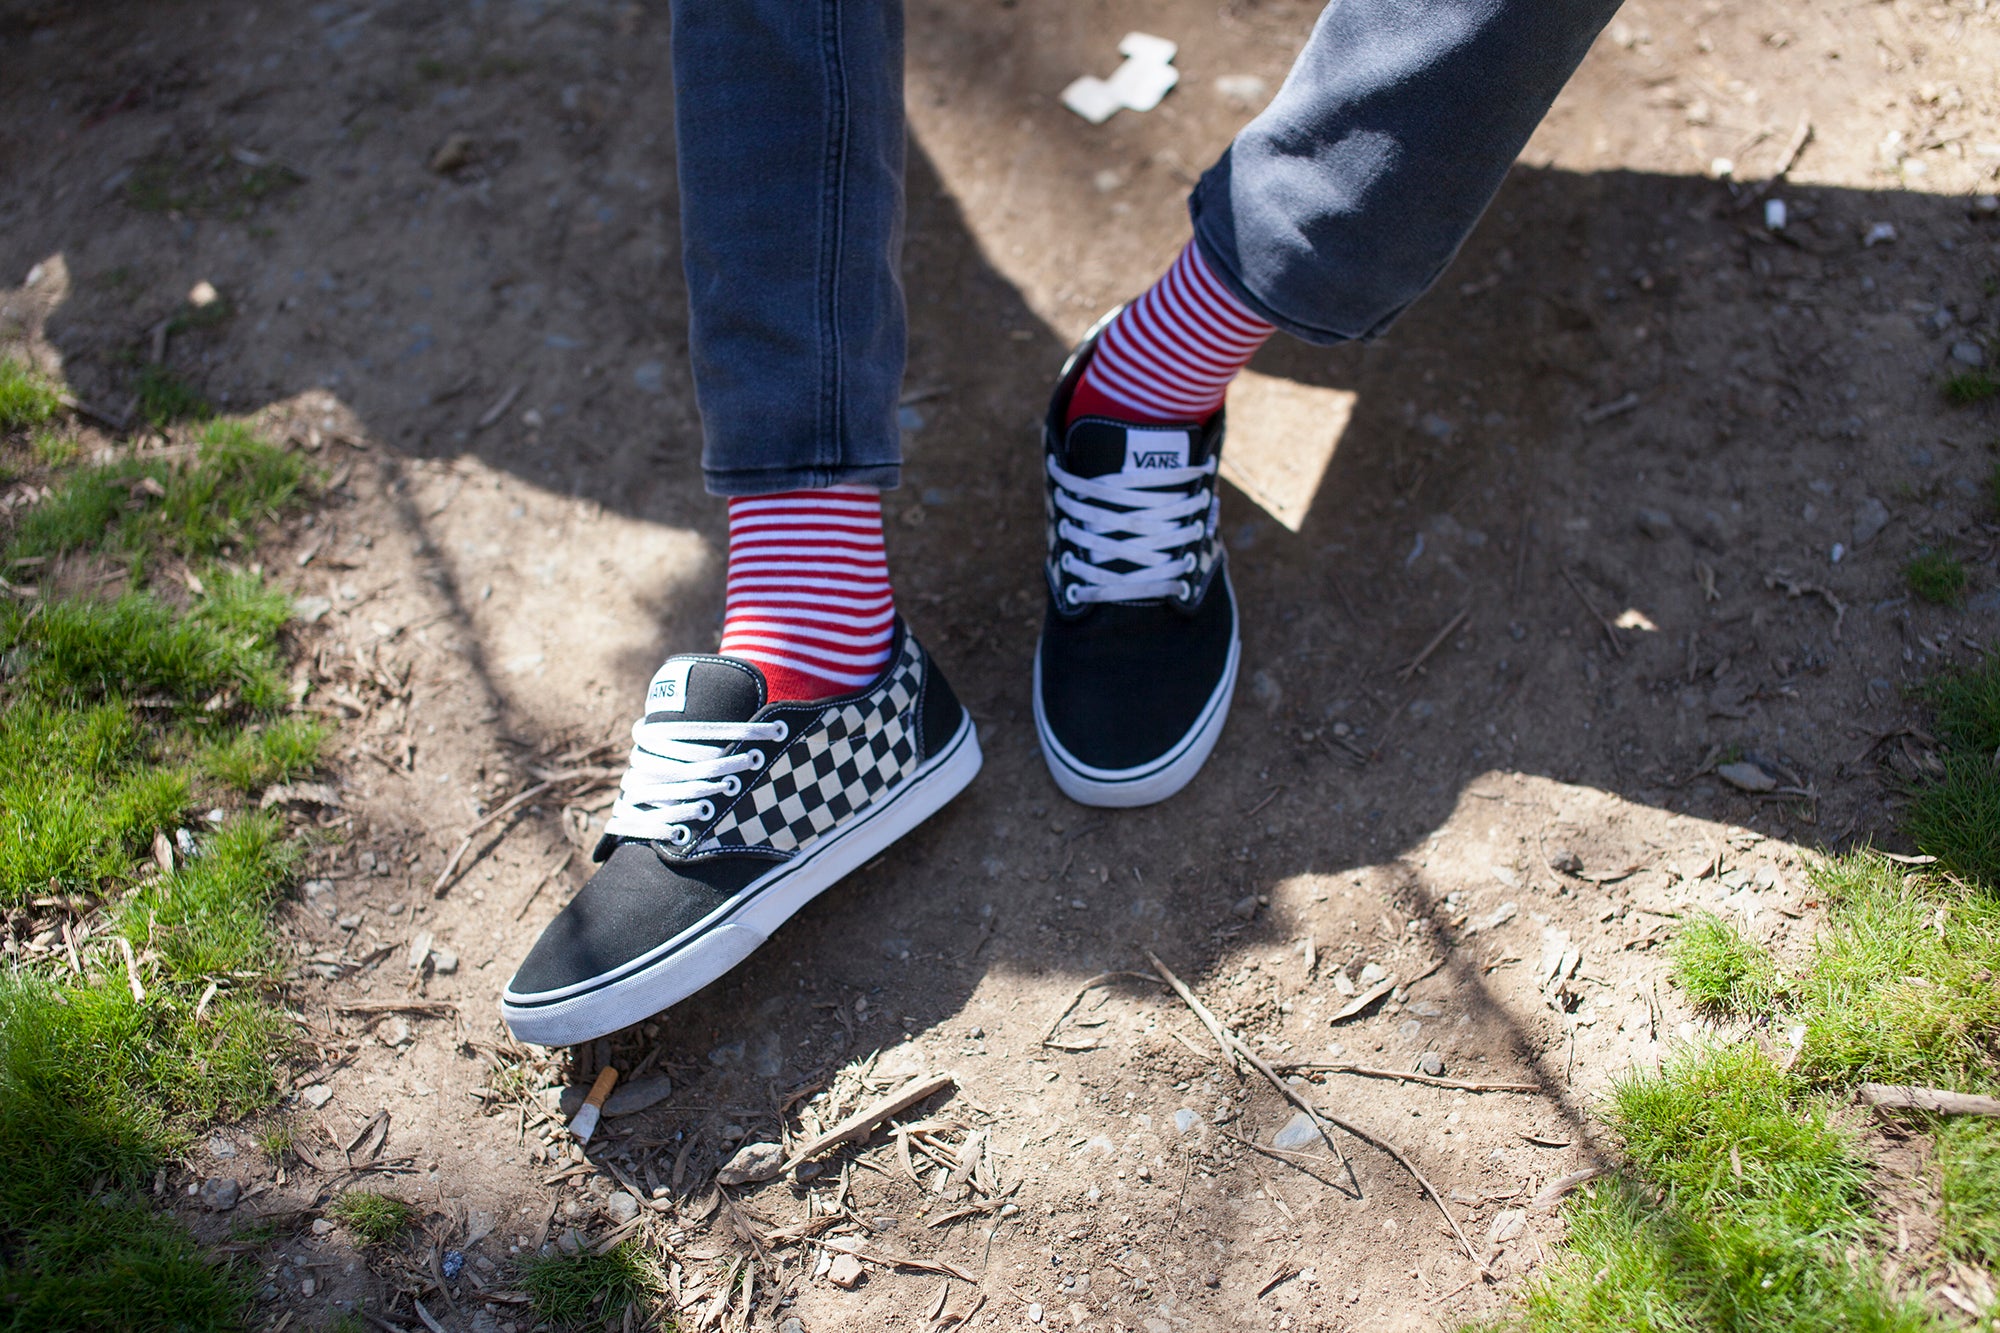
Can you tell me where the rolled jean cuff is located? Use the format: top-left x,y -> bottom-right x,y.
1185,217 -> 1356,349
702,462 -> 901,498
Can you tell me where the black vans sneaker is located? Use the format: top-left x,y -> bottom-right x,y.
502,622 -> 980,1047
1034,311 -> 1240,808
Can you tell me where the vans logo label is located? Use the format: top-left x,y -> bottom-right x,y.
1123,428 -> 1189,472
647,660 -> 695,713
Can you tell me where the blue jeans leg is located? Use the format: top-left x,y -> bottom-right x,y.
671,0 -> 907,497
1190,0 -> 1626,345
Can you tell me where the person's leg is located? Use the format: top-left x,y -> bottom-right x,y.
669,0 -> 911,700
506,0 -> 984,1048
1190,0 -> 1625,343
671,0 -> 906,497
1040,0 -> 1622,808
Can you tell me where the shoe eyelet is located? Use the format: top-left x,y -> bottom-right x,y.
745,749 -> 766,770
770,720 -> 790,743
694,800 -> 715,821
720,775 -> 742,797
1176,580 -> 1192,599
1064,585 -> 1081,607
666,825 -> 693,848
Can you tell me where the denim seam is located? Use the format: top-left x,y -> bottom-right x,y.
816,0 -> 847,475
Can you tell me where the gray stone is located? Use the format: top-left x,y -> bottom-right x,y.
1249,670 -> 1283,714
1231,895 -> 1259,920
1717,762 -> 1778,793
1358,963 -> 1389,985
301,1083 -> 333,1110
1417,1052 -> 1446,1077
1852,497 -> 1890,547
1635,507 -> 1676,540
311,1217 -> 335,1236
1951,340 -> 1988,368
557,1074 -> 674,1120
715,1141 -> 785,1186
1398,1020 -> 1425,1039
604,1192 -> 640,1224
1271,1111 -> 1321,1151
1173,1108 -> 1201,1135
430,949 -> 459,975
1411,1001 -> 1443,1019
779,1320 -> 807,1333
199,1178 -> 241,1211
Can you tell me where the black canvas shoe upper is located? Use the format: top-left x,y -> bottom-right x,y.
1037,318 -> 1237,774
508,622 -> 964,1001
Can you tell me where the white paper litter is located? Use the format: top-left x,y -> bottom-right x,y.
1061,31 -> 1180,124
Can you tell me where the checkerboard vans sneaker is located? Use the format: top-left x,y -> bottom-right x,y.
502,622 -> 980,1047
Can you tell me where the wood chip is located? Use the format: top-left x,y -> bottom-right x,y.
1861,1084 -> 2000,1117
1328,976 -> 1396,1023
775,1073 -> 956,1180
1532,1166 -> 1612,1210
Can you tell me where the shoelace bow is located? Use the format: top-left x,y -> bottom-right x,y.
1047,455 -> 1217,605
602,715 -> 789,847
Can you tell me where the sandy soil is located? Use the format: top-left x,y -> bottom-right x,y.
3,0 -> 1999,1328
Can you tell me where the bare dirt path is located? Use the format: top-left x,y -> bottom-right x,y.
4,0 -> 1998,1328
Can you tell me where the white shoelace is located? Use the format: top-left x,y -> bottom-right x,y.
602,716 -> 790,848
1047,456 -> 1218,605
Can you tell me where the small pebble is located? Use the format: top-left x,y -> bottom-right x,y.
1417,1052 -> 1446,1077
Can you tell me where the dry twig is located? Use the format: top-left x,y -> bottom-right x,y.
1397,607 -> 1469,683
1145,949 -> 1488,1276
1144,950 -> 1343,1171
431,781 -> 554,896
1040,970 -> 1162,1048
1274,1062 -> 1540,1093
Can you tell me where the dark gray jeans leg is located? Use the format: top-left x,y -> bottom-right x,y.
671,0 -> 907,496
1190,0 -> 1626,345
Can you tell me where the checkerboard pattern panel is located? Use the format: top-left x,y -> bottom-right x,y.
699,637 -> 923,855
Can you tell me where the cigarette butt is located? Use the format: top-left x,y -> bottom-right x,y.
570,1065 -> 619,1145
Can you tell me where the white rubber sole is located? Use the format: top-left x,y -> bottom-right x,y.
1032,600 -> 1239,810
501,714 -> 982,1047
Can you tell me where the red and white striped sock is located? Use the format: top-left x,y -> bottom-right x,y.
1066,240 -> 1275,427
719,486 -> 896,702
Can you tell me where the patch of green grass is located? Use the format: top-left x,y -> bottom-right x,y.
2,584 -> 290,716
1902,652 -> 2000,888
134,365 -> 211,429
1903,547 -> 1967,606
31,427 -> 81,467
119,813 -> 298,982
1946,372 -> 1999,407
0,700 -> 189,900
1938,1118 -> 2000,1266
202,715 -> 326,791
255,1123 -> 294,1162
7,417 -> 306,567
1669,912 -> 1779,1015
0,357 -> 63,432
1500,1045 -> 1930,1333
518,1242 -> 666,1329
0,974 -> 270,1331
325,1191 -> 414,1245
1791,856 -> 2000,1093
0,410 -> 322,1327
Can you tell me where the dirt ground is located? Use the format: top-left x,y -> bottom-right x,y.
4,0 -> 2000,1328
